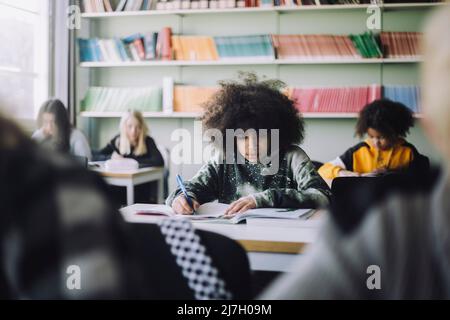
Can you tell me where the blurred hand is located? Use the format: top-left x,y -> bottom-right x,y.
172,195 -> 200,215
338,170 -> 361,177
111,152 -> 124,160
224,196 -> 257,216
361,167 -> 388,177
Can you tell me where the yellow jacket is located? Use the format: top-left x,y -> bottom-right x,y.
318,139 -> 428,180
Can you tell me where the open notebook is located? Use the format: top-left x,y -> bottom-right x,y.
121,202 -> 315,224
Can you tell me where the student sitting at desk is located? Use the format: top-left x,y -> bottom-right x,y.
96,110 -> 164,204
318,99 -> 429,182
261,7 -> 450,299
32,99 -> 92,160
96,110 -> 164,168
166,73 -> 331,215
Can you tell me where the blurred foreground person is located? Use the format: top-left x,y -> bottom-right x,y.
0,114 -> 132,299
261,7 -> 450,299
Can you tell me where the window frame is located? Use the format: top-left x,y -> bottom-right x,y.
0,0 -> 50,124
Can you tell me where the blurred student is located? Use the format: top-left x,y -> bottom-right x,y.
96,110 -> 164,204
318,99 -> 429,182
166,73 -> 331,215
96,110 -> 163,168
0,113 -> 130,298
32,99 -> 92,160
261,7 -> 450,299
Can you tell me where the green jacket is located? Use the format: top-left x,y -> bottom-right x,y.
166,145 -> 331,209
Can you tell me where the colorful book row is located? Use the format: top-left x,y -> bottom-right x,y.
81,85 -> 420,113
81,0 -> 442,13
78,31 -> 422,62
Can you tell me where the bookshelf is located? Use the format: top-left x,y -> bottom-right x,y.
79,111 -> 423,119
79,57 -> 422,67
80,3 -> 444,18
74,2 -> 443,190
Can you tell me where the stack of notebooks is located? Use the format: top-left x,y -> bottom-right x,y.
288,85 -> 382,113
173,86 -> 219,112
383,85 -> 421,113
380,32 -> 422,58
81,86 -> 162,112
213,35 -> 275,60
272,34 -> 360,60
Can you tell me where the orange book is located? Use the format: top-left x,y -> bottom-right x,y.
171,36 -> 184,60
173,86 -> 219,112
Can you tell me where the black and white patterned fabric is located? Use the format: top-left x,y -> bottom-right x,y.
158,218 -> 232,300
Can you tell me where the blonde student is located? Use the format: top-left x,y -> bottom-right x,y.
97,110 -> 163,168
32,99 -> 92,160
96,110 -> 164,204
319,99 -> 429,182
166,73 -> 331,215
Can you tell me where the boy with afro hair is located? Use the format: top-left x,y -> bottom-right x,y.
166,73 -> 331,215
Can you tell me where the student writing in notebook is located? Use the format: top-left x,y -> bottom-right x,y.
32,99 -> 92,160
96,110 -> 164,168
95,110 -> 164,204
166,73 -> 331,215
318,99 -> 429,183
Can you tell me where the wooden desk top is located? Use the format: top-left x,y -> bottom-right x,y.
90,163 -> 164,178
122,207 -> 326,255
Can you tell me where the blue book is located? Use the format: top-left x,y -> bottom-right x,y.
115,38 -> 130,61
122,33 -> 143,44
78,39 -> 90,62
143,33 -> 157,60
87,39 -> 99,62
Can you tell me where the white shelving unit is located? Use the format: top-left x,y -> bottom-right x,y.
80,3 -> 444,18
74,2 -> 437,189
79,57 -> 422,68
80,111 -> 423,119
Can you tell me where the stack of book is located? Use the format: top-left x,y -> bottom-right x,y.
383,85 -> 420,113
348,32 -> 382,59
173,86 -> 219,112
79,30 -> 424,63
171,36 -> 218,60
214,35 -> 275,59
380,32 -> 422,58
81,86 -> 162,112
78,28 -> 172,62
288,85 -> 381,113
272,34 -> 360,60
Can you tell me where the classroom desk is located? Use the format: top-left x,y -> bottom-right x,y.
192,221 -> 322,272
91,164 -> 165,205
121,207 -> 325,272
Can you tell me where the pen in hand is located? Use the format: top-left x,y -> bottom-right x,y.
176,174 -> 196,214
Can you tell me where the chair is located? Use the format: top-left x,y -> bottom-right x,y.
156,144 -> 170,199
73,155 -> 88,168
123,221 -> 252,299
330,167 -> 441,234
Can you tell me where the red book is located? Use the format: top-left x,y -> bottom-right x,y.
160,27 -> 172,61
133,38 -> 146,60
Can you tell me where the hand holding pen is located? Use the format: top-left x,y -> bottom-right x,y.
172,175 -> 200,215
